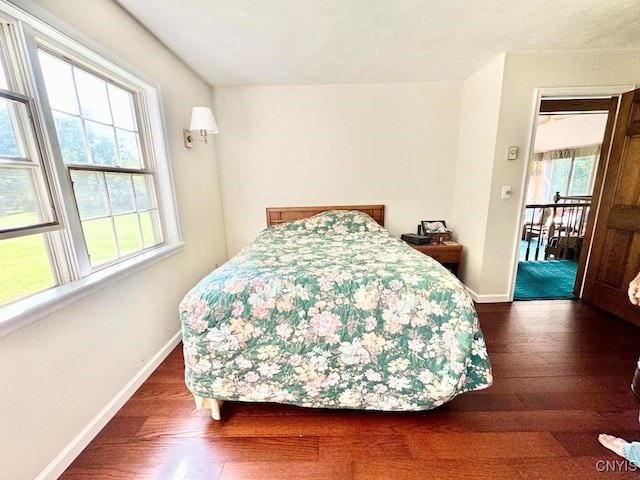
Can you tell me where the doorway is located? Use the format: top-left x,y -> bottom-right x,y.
514,98 -> 614,301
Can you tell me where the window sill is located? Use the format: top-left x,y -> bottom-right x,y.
0,242 -> 185,338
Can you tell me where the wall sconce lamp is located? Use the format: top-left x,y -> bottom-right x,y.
183,106 -> 219,148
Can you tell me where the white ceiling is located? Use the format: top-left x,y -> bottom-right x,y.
115,0 -> 640,86
534,114 -> 608,152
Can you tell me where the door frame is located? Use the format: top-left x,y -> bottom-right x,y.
510,85 -> 635,301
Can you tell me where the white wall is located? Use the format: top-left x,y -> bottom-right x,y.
452,54 -> 505,297
480,50 -> 640,298
214,82 -> 463,255
0,1 -> 227,479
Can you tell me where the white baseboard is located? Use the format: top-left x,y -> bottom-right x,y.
466,287 -> 511,303
35,330 -> 182,480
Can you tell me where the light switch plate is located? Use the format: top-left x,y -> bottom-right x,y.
508,146 -> 518,160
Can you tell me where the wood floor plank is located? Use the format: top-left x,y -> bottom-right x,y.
318,435 -> 411,460
115,399 -> 197,417
136,415 -> 225,439
92,415 -> 147,438
72,436 -> 319,467
220,461 -> 352,480
490,358 -> 637,378
597,409 -> 640,430
406,432 -> 569,459
212,411 -> 411,437
59,300 -> 640,480
517,391 -> 639,411
444,392 -> 529,411
410,409 -> 607,433
58,463 -> 224,480
471,375 -> 632,394
352,459 -> 521,480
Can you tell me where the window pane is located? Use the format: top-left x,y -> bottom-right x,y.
75,69 -> 111,124
0,98 -> 21,158
82,217 -> 117,266
106,173 -> 135,214
114,214 -> 142,255
132,174 -> 153,210
549,158 -> 571,200
38,51 -> 79,115
53,111 -> 88,164
0,234 -> 55,304
108,84 -> 136,131
0,168 -> 46,228
117,129 -> 141,168
70,170 -> 110,219
86,121 -> 116,166
568,155 -> 595,196
140,210 -> 161,247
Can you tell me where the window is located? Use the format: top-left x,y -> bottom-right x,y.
548,154 -> 596,200
38,49 -> 162,267
0,3 -> 181,334
528,144 -> 600,204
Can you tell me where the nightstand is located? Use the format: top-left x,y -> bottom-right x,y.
407,241 -> 462,276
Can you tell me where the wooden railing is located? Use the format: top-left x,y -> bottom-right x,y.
521,193 -> 591,261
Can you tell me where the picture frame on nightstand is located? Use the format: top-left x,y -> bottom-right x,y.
421,220 -> 447,234
421,220 -> 452,244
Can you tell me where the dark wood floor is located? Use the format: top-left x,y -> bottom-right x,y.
60,300 -> 640,479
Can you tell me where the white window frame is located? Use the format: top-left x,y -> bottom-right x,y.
0,88 -> 60,238
0,0 -> 183,337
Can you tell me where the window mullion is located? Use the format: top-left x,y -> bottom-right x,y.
588,154 -> 599,194
104,82 -> 122,168
130,175 -> 143,245
69,66 -> 93,167
101,171 -> 121,258
567,155 -> 577,194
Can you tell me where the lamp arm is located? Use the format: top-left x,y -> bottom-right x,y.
183,129 -> 212,148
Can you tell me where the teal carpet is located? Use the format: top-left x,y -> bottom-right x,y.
514,260 -> 578,300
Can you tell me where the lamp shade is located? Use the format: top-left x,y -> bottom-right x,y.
189,106 -> 218,134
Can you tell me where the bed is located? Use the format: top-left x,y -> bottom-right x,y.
179,205 -> 492,420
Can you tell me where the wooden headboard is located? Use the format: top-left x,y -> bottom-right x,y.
266,204 -> 385,227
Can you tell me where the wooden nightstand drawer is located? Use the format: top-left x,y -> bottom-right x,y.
425,248 -> 459,263
405,242 -> 463,276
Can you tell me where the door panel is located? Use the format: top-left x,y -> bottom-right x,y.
582,88 -> 640,325
599,230 -> 631,286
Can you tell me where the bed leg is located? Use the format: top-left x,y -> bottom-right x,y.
193,395 -> 224,421
210,399 -> 222,420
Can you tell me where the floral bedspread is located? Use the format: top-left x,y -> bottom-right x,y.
179,210 -> 492,412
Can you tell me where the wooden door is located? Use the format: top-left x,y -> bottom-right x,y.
582,88 -> 640,325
